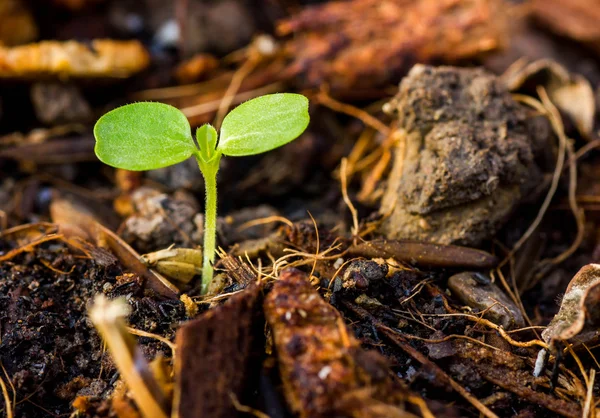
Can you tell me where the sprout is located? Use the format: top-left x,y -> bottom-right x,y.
94,93 -> 310,293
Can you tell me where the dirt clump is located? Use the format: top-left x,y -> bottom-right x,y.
380,64 -> 550,246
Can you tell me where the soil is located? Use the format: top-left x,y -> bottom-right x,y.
1,1 -> 600,418
0,236 -> 187,417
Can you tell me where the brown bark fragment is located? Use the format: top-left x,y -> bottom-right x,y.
264,268 -> 410,418
0,40 -> 149,79
174,283 -> 264,418
278,0 -> 508,94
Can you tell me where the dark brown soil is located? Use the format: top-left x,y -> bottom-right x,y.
2,1 -> 600,418
0,238 -> 186,417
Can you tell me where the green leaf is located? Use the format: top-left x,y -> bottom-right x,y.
196,124 -> 218,162
94,102 -> 196,171
218,93 -> 309,156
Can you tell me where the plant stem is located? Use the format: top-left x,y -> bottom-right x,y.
197,155 -> 221,294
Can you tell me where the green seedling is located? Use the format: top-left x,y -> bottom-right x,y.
94,93 -> 310,293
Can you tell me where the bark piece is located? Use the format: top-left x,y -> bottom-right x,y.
348,239 -> 498,269
264,268 -> 410,418
0,40 -> 149,79
278,0 -> 509,94
502,59 -> 595,139
380,64 -> 547,246
174,283 -> 264,418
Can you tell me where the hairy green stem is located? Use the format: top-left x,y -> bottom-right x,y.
197,155 -> 221,294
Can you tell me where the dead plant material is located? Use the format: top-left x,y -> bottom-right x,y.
448,272 -> 525,329
343,302 -> 498,418
264,268 -> 411,418
278,0 -> 508,95
541,264 -> 600,347
141,247 -> 203,285
0,366 -> 14,418
89,295 -> 169,418
0,40 -> 149,79
0,123 -> 85,147
503,59 -> 595,139
174,283 -> 264,418
50,198 -> 179,298
218,253 -> 261,288
348,239 -> 497,269
0,136 -> 96,164
174,53 -> 219,84
454,340 -> 582,418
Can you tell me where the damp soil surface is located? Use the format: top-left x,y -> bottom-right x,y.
2,1 -> 600,418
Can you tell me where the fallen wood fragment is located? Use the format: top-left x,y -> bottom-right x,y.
174,283 -> 264,418
348,239 -> 498,269
265,268 -> 416,418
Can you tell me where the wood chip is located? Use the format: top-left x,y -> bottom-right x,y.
174,283 -> 264,418
0,40 -> 150,79
264,268 -> 410,418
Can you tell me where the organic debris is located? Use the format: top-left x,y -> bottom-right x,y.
264,268 -> 413,418
0,0 -> 37,46
278,0 -> 509,95
348,239 -> 498,269
89,295 -> 170,418
0,40 -> 149,78
541,264 -> 600,346
174,282 -> 263,418
2,1 -> 600,417
532,0 -> 600,55
175,53 -> 219,84
141,247 -> 203,286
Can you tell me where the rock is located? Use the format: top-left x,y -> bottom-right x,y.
121,187 -> 202,254
380,64 -> 549,246
341,259 -> 388,290
448,272 -> 524,329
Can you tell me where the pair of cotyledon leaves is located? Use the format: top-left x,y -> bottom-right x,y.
94,93 -> 309,171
